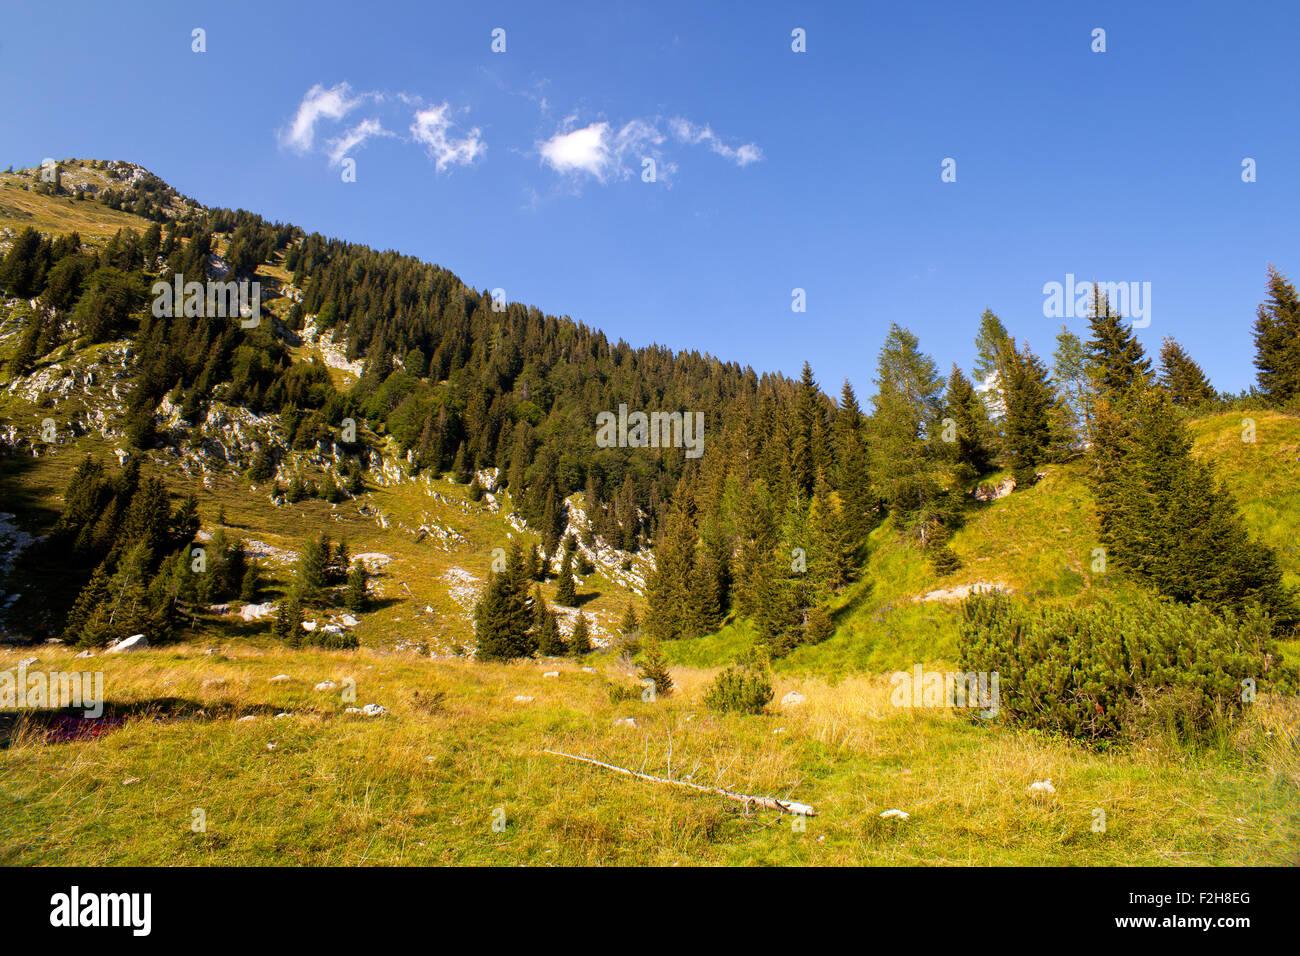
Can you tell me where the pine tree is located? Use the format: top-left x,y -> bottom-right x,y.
1052,326 -> 1091,451
1092,383 -> 1296,628
569,613 -> 592,657
637,641 -> 674,697
1158,337 -> 1215,407
868,324 -> 947,539
1003,345 -> 1054,486
295,533 -> 328,604
620,604 -> 640,635
1086,285 -> 1152,393
972,309 -> 1014,425
239,561 -> 262,603
832,380 -> 877,548
1252,265 -> 1300,406
534,587 -> 565,655
473,541 -> 536,660
554,547 -> 577,606
345,559 -> 369,612
941,365 -> 994,485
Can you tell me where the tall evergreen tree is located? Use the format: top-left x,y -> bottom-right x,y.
1158,337 -> 1215,407
1003,345 -> 1054,486
868,324 -> 948,541
1253,265 -> 1300,406
473,541 -> 536,660
1092,383 -> 1296,628
941,365 -> 994,485
1086,285 -> 1152,393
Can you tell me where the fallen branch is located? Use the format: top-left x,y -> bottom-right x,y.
543,748 -> 816,816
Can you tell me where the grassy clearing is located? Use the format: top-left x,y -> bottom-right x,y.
1,644 -> 1295,865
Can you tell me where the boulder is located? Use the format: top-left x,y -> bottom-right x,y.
780,691 -> 807,708
315,680 -> 338,691
361,703 -> 387,717
106,634 -> 148,653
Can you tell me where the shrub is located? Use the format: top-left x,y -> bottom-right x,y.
957,592 -> 1291,743
606,681 -> 639,704
927,545 -> 960,576
637,642 -> 674,698
704,650 -> 774,715
804,605 -> 834,645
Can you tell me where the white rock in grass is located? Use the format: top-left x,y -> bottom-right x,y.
615,717 -> 636,728
513,695 -> 534,704
780,691 -> 807,707
344,707 -> 362,715
201,678 -> 226,689
18,657 -> 39,667
340,614 -> 359,628
107,634 -> 148,653
361,703 -> 387,717
269,674 -> 291,683
581,667 -> 595,673
315,680 -> 338,691
275,713 -> 291,719
74,650 -> 94,659
880,809 -> 911,820
301,621 -> 317,632
236,715 -> 257,723
542,671 -> 559,679
1028,779 -> 1056,796
122,777 -> 140,786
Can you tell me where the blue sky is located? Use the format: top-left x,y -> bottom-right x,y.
2,0 -> 1297,397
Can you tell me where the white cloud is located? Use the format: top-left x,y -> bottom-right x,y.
538,121 -> 614,179
410,104 -> 486,171
326,118 -> 391,166
536,118 -> 668,182
668,117 -> 763,166
282,83 -> 364,152
538,114 -> 760,184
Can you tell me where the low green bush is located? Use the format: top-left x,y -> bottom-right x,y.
958,591 -> 1291,742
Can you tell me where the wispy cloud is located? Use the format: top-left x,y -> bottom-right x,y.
280,84 -> 483,173
326,118 -> 392,166
281,82 -> 367,153
537,113 -> 758,184
668,117 -> 763,166
410,104 -> 486,171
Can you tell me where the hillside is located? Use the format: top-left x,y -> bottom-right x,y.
1,161 -> 1298,866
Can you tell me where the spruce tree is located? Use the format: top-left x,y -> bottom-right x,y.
1003,345 -> 1054,486
345,559 -> 369,612
868,324 -> 947,539
941,365 -> 994,485
1086,285 -> 1152,393
473,541 -> 537,660
832,380 -> 877,548
554,547 -> 577,606
620,604 -> 640,635
1252,265 -> 1300,406
637,641 -> 675,697
534,587 -> 565,655
1158,337 -> 1215,407
1092,383 -> 1296,628
239,561 -> 262,603
295,533 -> 328,604
569,613 -> 592,657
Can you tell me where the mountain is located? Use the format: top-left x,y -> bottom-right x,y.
3,159 -> 1300,866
